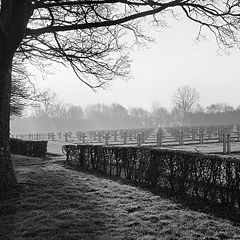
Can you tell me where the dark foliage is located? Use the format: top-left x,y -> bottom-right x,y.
10,138 -> 47,158
64,144 -> 240,211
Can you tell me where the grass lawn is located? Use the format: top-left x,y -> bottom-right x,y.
1,154 -> 240,240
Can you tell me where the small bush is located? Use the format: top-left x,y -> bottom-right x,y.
10,138 -> 48,158
63,144 -> 240,211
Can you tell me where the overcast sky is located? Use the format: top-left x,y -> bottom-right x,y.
36,17 -> 240,111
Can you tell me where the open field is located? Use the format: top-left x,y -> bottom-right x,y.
47,140 -> 240,161
13,125 -> 240,159
165,142 -> 240,160
1,153 -> 240,239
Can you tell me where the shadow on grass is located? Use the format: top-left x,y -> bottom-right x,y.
63,160 -> 240,227
0,157 -> 114,240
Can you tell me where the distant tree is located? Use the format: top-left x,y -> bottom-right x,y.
194,104 -> 205,113
108,103 -> 129,128
172,85 -> 200,119
67,105 -> 84,122
206,103 -> 234,113
34,90 -> 57,118
129,107 -> 151,127
151,102 -> 170,127
50,102 -> 68,120
85,104 -> 103,120
84,103 -> 110,129
171,106 -> 183,126
109,103 -> 128,119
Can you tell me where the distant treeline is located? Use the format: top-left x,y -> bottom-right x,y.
183,110 -> 240,126
10,102 -> 240,133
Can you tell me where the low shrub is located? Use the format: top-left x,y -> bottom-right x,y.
63,144 -> 240,211
10,138 -> 48,158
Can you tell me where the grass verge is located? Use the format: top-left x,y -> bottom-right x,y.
0,154 -> 240,239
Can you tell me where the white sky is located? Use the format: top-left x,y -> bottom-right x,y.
36,17 -> 240,111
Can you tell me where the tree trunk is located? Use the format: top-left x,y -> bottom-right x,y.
0,58 -> 17,197
0,0 -> 33,196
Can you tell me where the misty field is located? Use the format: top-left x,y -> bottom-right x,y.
1,152 -> 240,239
47,139 -> 240,160
167,142 -> 240,159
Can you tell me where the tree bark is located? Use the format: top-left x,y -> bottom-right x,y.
0,59 -> 17,196
0,0 -> 33,196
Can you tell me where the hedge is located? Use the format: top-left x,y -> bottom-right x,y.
10,138 -> 48,158
63,144 -> 240,210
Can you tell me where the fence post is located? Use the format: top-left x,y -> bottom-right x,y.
133,130 -> 137,139
82,133 -> 86,144
179,130 -> 184,145
98,131 -> 102,143
141,131 -> 145,144
105,132 -> 109,146
76,132 -> 80,141
114,131 -> 117,142
199,128 -> 204,144
93,131 -> 96,141
186,129 -> 190,138
223,133 -> 227,154
181,130 -> 184,145
157,127 -> 163,147
237,126 -> 240,142
129,131 -> 132,142
227,133 -> 231,154
137,133 -> 141,147
64,133 -> 68,142
119,130 -> 123,139
218,128 -> 223,142
207,129 -> 212,140
192,128 -> 196,141
123,132 -> 127,145
58,132 -> 62,140
89,131 -> 93,140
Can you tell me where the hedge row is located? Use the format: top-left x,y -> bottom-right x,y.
63,144 -> 240,210
10,138 -> 48,158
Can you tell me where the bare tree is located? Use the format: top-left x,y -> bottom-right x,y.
67,105 -> 84,121
206,103 -> 234,113
151,102 -> 170,127
109,103 -> 128,119
35,90 -> 57,117
11,55 -> 45,116
1,0 -> 240,195
172,85 -> 200,119
129,107 -> 151,127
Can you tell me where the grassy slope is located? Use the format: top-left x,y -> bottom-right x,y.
1,155 -> 240,240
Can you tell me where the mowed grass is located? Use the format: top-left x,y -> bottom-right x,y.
1,155 -> 240,240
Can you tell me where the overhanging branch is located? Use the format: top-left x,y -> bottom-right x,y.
26,5 -> 168,36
